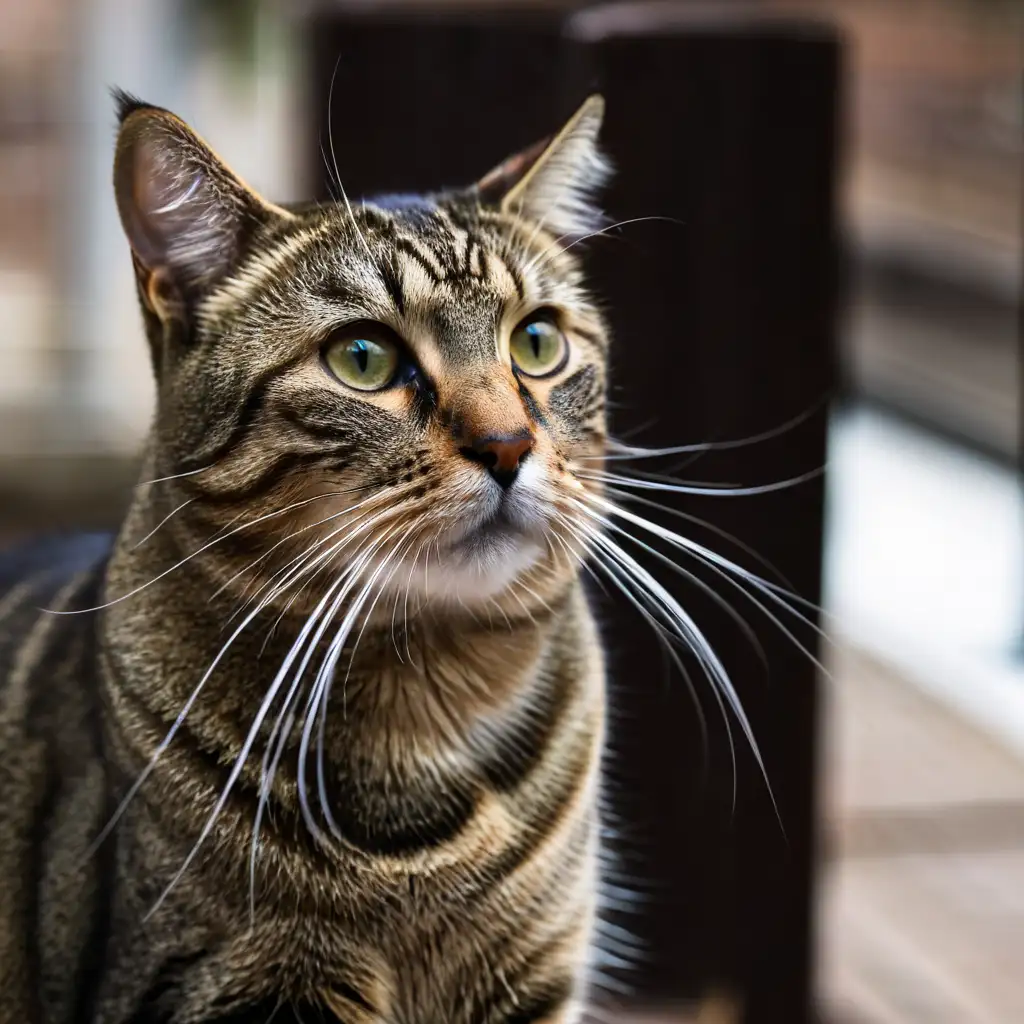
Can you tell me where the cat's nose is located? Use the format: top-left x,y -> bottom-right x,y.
459,431 -> 534,490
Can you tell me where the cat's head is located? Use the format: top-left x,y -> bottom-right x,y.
113,91 -> 611,611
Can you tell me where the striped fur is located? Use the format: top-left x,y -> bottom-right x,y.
0,95 -> 619,1023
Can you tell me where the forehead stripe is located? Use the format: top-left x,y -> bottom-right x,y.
496,252 -> 525,300
378,256 -> 406,316
392,237 -> 446,284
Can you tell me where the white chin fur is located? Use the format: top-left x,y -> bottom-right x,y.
389,459 -> 550,606
401,537 -> 546,605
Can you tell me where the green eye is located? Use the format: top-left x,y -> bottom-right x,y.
324,324 -> 400,391
509,315 -> 568,378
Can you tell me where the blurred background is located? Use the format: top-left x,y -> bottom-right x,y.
0,1 -> 1020,1022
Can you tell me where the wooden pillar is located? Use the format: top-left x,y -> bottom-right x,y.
301,5 -> 582,202
569,9 -> 841,1020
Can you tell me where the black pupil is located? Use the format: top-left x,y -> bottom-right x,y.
528,323 -> 544,358
352,339 -> 369,373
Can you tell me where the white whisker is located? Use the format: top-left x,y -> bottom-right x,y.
578,492 -> 830,637
580,399 -> 829,463
51,491 -> 360,617
553,510 -> 713,790
83,515 -> 361,864
327,55 -> 376,267
577,465 -> 825,499
136,463 -> 216,488
151,525 -> 392,920
599,484 -> 797,594
131,498 -> 192,550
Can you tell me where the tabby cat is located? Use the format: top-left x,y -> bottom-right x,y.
0,92 -> 621,1023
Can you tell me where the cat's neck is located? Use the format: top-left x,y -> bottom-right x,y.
101,481 -> 578,784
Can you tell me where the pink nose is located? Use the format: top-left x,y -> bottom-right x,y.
459,432 -> 535,489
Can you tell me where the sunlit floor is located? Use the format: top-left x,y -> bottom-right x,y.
825,405 -> 1024,754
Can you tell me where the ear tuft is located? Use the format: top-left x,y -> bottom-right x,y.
111,87 -> 152,127
477,95 -> 612,242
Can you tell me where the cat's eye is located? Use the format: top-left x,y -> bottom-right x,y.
509,314 -> 568,378
323,323 -> 400,392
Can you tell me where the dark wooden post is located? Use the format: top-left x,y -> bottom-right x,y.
301,6 -> 842,1021
301,5 -> 584,202
568,7 -> 841,1021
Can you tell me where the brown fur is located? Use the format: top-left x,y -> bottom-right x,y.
0,94 -> 618,1022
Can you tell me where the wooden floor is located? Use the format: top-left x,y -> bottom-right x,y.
819,644 -> 1024,1024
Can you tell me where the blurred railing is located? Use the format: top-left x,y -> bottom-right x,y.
767,0 -> 1022,462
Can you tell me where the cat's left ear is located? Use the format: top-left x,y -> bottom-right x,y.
112,89 -> 293,317
476,95 -> 611,241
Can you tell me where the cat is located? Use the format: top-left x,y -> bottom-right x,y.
0,91 -> 619,1023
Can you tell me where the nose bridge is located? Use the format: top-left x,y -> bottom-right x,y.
447,371 -> 536,489
447,370 -> 532,446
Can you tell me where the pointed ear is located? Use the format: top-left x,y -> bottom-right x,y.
476,95 -> 611,241
112,89 -> 292,315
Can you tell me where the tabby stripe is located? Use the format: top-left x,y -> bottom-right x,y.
100,648 -> 339,869
500,977 -> 574,1024
456,232 -> 472,278
190,449 -> 347,506
100,644 -> 240,789
180,350 -> 310,471
479,636 -> 573,794
26,766 -> 59,1023
378,256 -> 407,316
392,237 -> 446,284
72,569 -> 118,1024
549,366 -> 599,422
474,240 -> 490,282
441,205 -> 487,246
277,403 -> 355,443
497,252 -> 526,299
324,981 -> 379,1020
321,769 -> 478,857
485,710 -> 599,885
9,572 -> 89,694
127,951 -> 210,1024
410,376 -> 439,430
0,571 -> 54,630
571,324 -> 607,351
516,379 -> 548,428
201,222 -> 327,325
18,571 -> 100,1022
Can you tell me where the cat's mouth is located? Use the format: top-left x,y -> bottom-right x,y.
450,502 -> 530,553
385,482 -> 549,604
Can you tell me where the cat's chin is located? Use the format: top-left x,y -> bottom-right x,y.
392,527 -> 547,607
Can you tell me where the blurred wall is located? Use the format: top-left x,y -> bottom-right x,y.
0,0 -> 301,464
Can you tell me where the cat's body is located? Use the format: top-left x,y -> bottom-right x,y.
0,529 -> 603,1023
0,94 -> 614,1022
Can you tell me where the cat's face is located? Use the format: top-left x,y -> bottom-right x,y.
113,93 -> 610,609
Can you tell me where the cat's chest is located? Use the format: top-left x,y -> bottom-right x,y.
163,897 -> 491,1024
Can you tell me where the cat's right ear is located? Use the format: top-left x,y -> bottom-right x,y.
476,95 -> 611,242
112,89 -> 293,319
